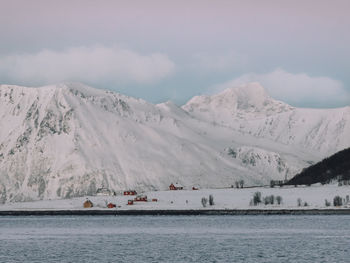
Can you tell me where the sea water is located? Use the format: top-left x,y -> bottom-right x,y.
0,215 -> 349,262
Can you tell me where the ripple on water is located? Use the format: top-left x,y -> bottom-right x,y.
0,215 -> 349,263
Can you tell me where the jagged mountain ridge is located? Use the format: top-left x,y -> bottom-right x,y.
183,82 -> 350,155
183,82 -> 294,120
0,82 -> 349,202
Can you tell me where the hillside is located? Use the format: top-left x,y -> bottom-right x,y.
183,82 -> 350,155
287,147 -> 350,185
0,82 -> 349,203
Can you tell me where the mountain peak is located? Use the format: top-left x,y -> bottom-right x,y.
220,82 -> 268,97
218,82 -> 271,110
182,82 -> 293,121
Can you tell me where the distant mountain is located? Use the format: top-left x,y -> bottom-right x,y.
287,147 -> 350,185
183,82 -> 350,155
0,82 -> 349,203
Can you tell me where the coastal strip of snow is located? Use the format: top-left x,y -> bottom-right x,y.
1,184 -> 349,211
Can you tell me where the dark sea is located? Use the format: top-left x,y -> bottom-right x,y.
0,215 -> 349,262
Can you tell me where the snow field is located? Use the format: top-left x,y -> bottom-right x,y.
1,184 -> 349,211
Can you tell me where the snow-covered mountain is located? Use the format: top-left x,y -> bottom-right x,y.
0,82 -> 349,203
183,82 -> 350,155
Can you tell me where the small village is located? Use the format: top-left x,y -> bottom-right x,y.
73,181 -> 350,211
1,181 -> 350,212
83,183 -> 187,209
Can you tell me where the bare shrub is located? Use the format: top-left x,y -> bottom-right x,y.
209,195 -> 214,206
297,198 -> 302,207
235,181 -> 240,188
252,192 -> 262,206
201,197 -> 208,207
276,196 -> 282,205
333,196 -> 343,206
239,180 -> 245,188
263,196 -> 269,205
263,195 -> 275,205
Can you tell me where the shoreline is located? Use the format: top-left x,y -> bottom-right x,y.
1,209 -> 350,216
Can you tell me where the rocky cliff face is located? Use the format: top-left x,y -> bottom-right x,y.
0,82 -> 348,202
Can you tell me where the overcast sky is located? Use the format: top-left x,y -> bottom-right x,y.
0,0 -> 349,107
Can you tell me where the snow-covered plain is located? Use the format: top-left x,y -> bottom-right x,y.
1,184 -> 349,211
0,82 -> 349,203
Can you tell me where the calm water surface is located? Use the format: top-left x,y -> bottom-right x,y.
0,215 -> 349,262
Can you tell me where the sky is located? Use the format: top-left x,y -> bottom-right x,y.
0,0 -> 349,108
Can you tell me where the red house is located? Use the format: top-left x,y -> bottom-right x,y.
107,203 -> 116,208
169,183 -> 184,190
127,200 -> 134,205
124,190 -> 137,196
134,195 -> 147,202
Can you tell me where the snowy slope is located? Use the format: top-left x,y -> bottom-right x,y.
0,82 -> 349,203
183,82 -> 350,155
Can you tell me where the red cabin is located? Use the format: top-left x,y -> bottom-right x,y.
192,186 -> 199,190
107,203 -> 116,208
169,183 -> 184,191
124,190 -> 137,196
127,200 -> 134,205
134,195 -> 147,202
152,198 -> 158,202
